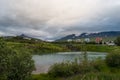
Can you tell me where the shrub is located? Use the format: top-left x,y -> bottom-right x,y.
0,39 -> 35,80
115,37 -> 120,46
48,62 -> 75,77
0,40 -> 15,80
105,49 -> 120,68
90,58 -> 109,72
48,57 -> 112,78
48,59 -> 98,77
7,51 -> 35,80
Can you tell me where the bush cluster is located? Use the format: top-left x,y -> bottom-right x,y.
115,37 -> 120,46
106,49 -> 120,68
0,39 -> 35,80
48,59 -> 107,77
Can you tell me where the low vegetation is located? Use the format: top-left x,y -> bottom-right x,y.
0,39 -> 35,80
106,49 -> 120,68
115,37 -> 120,46
5,41 -> 120,55
6,42 -> 70,54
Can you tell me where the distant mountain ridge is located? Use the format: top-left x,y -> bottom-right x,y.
19,34 -> 33,39
56,31 -> 120,41
2,34 -> 42,41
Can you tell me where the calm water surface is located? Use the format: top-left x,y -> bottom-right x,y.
32,52 -> 107,74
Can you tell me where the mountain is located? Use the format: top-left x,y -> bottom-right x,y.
56,31 -> 120,41
18,34 -> 43,41
57,34 -> 77,40
19,34 -> 33,39
2,34 -> 43,42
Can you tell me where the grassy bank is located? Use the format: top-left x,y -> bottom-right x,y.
74,44 -> 120,52
6,42 -> 70,54
6,41 -> 120,55
53,42 -> 120,52
32,73 -> 120,80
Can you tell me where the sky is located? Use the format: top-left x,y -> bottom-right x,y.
0,0 -> 120,40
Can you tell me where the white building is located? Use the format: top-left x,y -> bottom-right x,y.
75,39 -> 81,42
67,39 -> 73,42
106,41 -> 115,46
84,38 -> 90,42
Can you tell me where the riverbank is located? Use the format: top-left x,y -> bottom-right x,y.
32,72 -> 120,80
6,41 -> 120,54
6,41 -> 70,54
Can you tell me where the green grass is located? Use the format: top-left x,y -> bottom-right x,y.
32,73 -> 120,80
85,45 -> 119,52
71,44 -> 120,52
5,40 -> 120,54
65,73 -> 120,80
6,42 -> 70,54
32,74 -> 60,80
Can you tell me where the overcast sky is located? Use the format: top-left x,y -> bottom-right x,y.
0,0 -> 120,40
